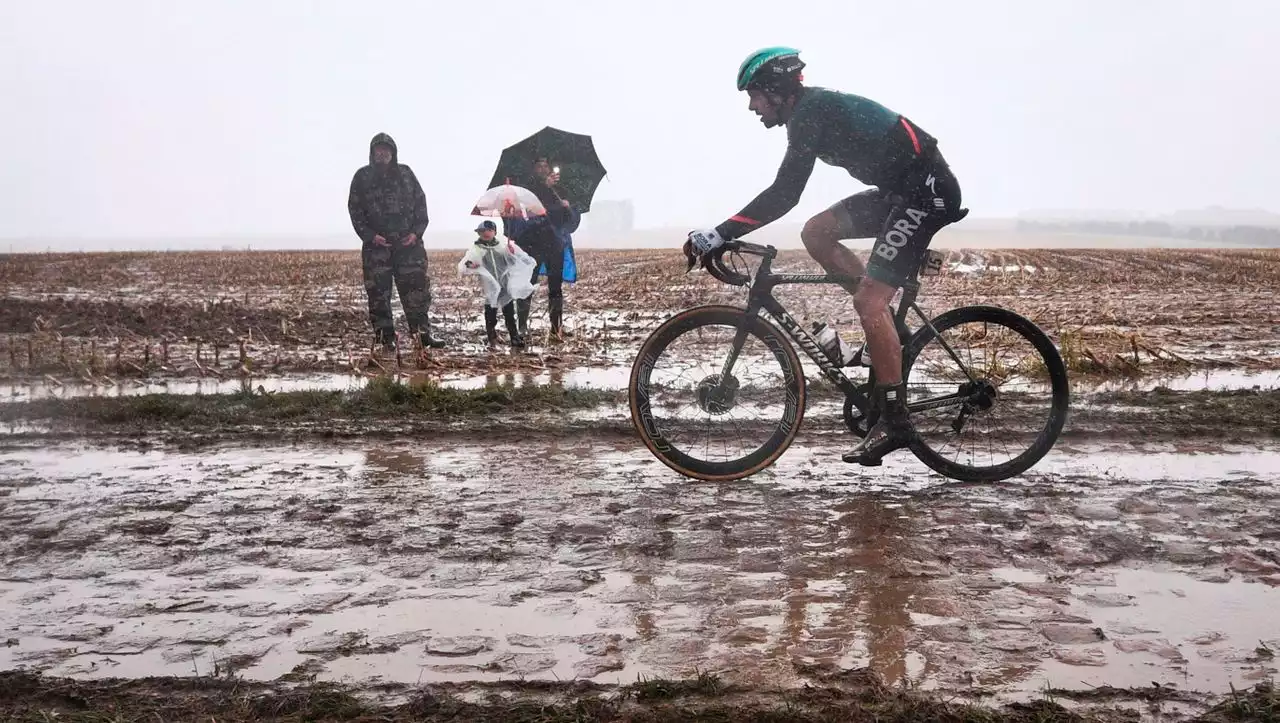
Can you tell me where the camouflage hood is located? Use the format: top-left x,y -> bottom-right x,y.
369,133 -> 399,165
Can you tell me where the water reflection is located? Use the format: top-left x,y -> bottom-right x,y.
609,479 -> 932,687
4,439 -> 1276,695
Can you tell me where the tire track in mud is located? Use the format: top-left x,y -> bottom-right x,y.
1,436 -> 1278,699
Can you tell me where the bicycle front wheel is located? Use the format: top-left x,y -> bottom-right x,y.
629,305 -> 806,481
903,305 -> 1070,482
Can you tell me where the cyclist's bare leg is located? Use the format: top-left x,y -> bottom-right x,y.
844,275 -> 913,466
853,279 -> 901,385
801,210 -> 864,296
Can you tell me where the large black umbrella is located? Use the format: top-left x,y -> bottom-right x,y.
486,126 -> 608,213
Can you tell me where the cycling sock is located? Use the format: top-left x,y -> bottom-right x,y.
879,382 -> 910,425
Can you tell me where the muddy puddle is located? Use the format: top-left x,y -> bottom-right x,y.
438,364 -> 1280,398
1079,368 -> 1280,393
1,436 -> 1277,699
0,366 -> 634,403
438,365 -> 633,392
0,373 -> 366,403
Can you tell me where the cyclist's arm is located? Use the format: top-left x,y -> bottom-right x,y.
715,141 -> 818,240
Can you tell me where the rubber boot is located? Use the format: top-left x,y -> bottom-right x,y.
484,306 -> 499,347
516,297 -> 531,337
503,303 -> 525,348
842,382 -> 915,466
418,319 -> 446,349
373,327 -> 397,361
549,296 -> 564,341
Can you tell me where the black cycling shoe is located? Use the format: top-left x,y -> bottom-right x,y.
842,418 -> 915,466
843,382 -> 914,466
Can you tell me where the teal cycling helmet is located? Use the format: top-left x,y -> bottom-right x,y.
736,46 -> 805,93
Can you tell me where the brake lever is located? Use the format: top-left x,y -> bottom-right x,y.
682,239 -> 699,273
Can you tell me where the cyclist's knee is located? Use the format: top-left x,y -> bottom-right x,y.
801,212 -> 840,257
853,280 -> 894,318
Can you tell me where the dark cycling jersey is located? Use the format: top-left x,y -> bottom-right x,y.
715,86 -> 940,240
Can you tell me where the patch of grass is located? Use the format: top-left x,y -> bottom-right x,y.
631,671 -> 727,701
2,669 -> 1272,723
1201,680 -> 1278,722
352,376 -> 620,416
4,379 -> 1280,443
0,376 -> 625,428
246,685 -> 369,720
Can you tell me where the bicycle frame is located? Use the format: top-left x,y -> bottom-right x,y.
706,241 -> 978,417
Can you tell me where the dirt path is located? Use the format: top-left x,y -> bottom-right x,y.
2,434 -> 1277,710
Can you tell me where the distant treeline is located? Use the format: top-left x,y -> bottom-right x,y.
1017,220 -> 1280,246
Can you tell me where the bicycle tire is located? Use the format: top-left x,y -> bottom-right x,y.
903,305 -> 1070,482
629,305 -> 806,482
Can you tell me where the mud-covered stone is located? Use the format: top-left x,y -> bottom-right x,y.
1052,647 -> 1108,666
574,654 -> 625,678
425,635 -> 495,657
491,651 -> 557,674
1040,624 -> 1106,645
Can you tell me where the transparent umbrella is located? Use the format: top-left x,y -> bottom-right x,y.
470,183 -> 547,219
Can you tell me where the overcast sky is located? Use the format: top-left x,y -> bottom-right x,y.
1,0 -> 1276,242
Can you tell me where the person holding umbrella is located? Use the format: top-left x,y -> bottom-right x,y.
485,127 -> 607,342
503,157 -> 578,340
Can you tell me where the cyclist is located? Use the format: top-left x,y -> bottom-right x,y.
685,46 -> 965,467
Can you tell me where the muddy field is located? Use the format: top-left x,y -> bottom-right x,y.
2,248 -> 1280,721
2,431 -> 1279,721
2,248 -> 1278,385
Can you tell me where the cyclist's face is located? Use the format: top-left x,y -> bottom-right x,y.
747,90 -> 780,126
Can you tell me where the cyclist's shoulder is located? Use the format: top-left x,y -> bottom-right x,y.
823,87 -> 900,117
792,86 -> 842,115
791,87 -> 896,128
785,87 -> 838,142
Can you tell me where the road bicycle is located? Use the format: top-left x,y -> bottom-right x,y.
628,238 -> 1070,482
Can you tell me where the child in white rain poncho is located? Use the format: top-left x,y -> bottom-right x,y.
458,220 -> 537,348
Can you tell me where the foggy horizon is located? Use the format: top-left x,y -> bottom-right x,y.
2,1 -> 1276,247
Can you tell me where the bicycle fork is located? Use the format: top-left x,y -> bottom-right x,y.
714,296 -> 760,386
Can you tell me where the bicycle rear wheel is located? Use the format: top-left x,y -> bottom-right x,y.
629,305 -> 806,481
902,305 -> 1069,482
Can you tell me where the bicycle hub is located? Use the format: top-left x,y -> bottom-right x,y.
695,374 -> 740,415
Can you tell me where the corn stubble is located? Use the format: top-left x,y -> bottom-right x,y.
0,248 -> 1276,384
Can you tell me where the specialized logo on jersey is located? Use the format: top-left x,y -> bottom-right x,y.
873,208 -> 929,262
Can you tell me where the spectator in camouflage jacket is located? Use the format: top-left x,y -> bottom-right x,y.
347,132 -> 445,352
